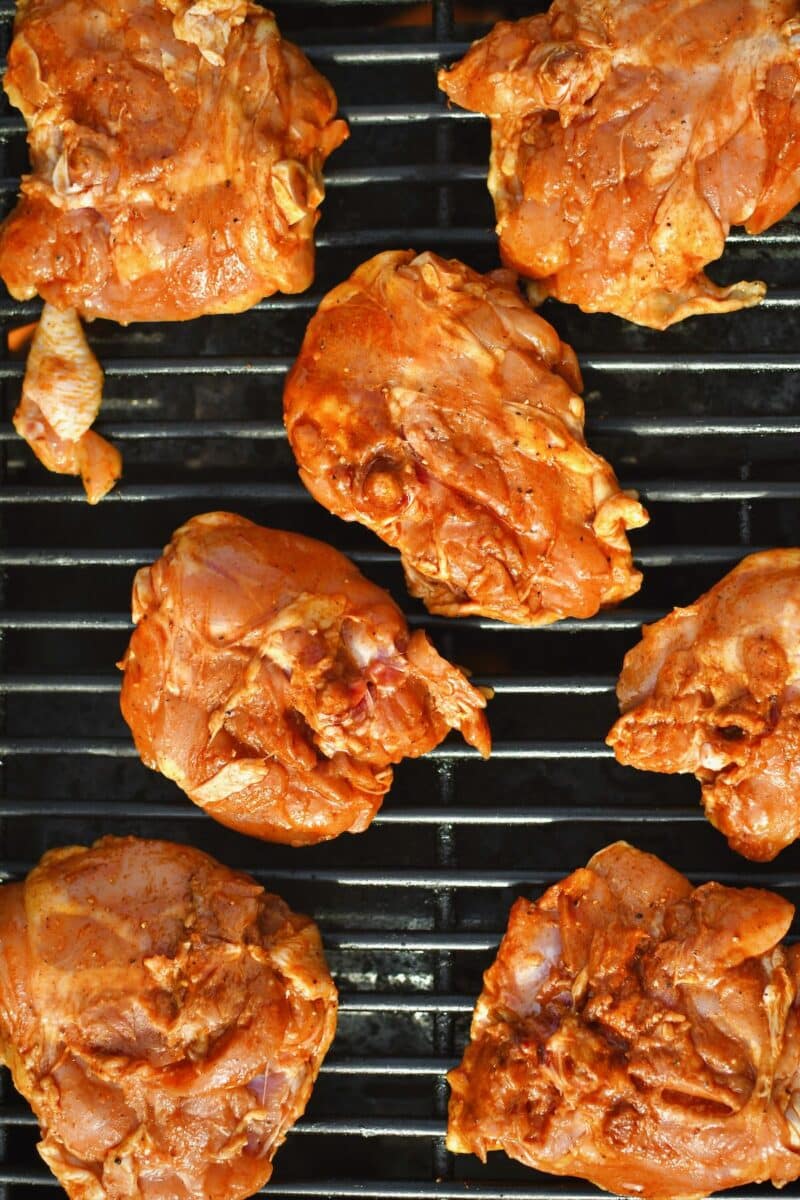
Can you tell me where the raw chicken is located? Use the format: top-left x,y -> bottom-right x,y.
0,0 -> 347,494
284,250 -> 647,625
12,304 -> 121,502
448,841 -> 800,1200
0,0 -> 347,321
608,549 -> 800,862
0,835 -> 337,1200
439,0 -> 800,329
119,511 -> 490,844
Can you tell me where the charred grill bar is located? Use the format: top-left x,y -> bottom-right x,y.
1,0 -> 800,1196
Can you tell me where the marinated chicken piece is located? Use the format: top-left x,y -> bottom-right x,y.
0,835 -> 337,1200
0,0 -> 347,322
439,0 -> 800,329
0,0 -> 346,496
608,549 -> 800,862
284,251 -> 647,625
119,511 -> 490,844
12,304 -> 121,502
448,841 -> 800,1200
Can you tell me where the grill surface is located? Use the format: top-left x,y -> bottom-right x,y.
1,0 -> 800,1197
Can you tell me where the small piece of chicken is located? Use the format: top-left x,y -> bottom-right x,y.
0,835 -> 337,1200
0,0 -> 347,322
448,841 -> 800,1200
439,0 -> 800,329
119,511 -> 490,844
284,250 -> 647,625
607,549 -> 800,862
12,304 -> 120,502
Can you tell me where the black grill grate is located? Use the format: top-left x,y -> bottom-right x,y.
1,0 -> 800,1197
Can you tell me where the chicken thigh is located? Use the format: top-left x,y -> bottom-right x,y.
0,0 -> 346,321
439,0 -> 800,329
284,250 -> 647,625
0,0 -> 346,492
0,835 -> 337,1200
607,549 -> 800,861
448,841 -> 800,1199
119,512 -> 490,844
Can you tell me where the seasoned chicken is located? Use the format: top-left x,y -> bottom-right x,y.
608,549 -> 800,862
12,304 -> 121,502
0,0 -> 347,321
119,511 -> 490,844
284,250 -> 647,625
0,835 -> 337,1200
0,0 -> 346,494
448,841 -> 800,1200
439,0 -> 800,329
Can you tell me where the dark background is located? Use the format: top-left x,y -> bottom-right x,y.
1,0 -> 799,1196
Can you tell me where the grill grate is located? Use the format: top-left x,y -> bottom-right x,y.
2,0 -> 800,1197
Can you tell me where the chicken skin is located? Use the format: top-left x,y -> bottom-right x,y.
119,512 -> 490,845
12,304 -> 121,502
439,0 -> 800,329
0,0 -> 346,495
448,841 -> 800,1200
0,835 -> 337,1200
608,549 -> 800,862
284,251 -> 647,626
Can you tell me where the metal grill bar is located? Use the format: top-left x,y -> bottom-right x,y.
1,865 -> 796,889
0,801 -> 700,823
306,43 -> 472,63
0,674 -> 616,694
327,164 -> 483,185
0,108 -> 483,138
328,934 -> 496,950
0,1109 -> 447,1136
0,738 -> 614,759
0,609 -> 658,630
322,1059 -> 450,1076
0,481 -> 797,504
3,416 -> 800,440
0,1179 -> 781,1200
3,352 -> 800,378
0,1056 -> 449,1084
0,1108 -> 443,1128
0,546 -> 766,567
0,1179 -> 782,1200
1,288 -> 799,321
